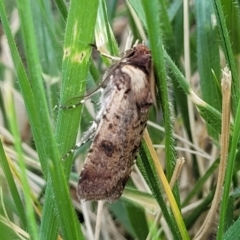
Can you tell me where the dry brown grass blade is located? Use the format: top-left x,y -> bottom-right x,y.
193,67 -> 232,239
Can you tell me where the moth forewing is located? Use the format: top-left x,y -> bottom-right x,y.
77,44 -> 153,202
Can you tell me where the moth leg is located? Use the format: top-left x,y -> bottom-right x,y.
99,52 -> 121,61
62,121 -> 97,160
54,88 -> 102,111
55,98 -> 85,110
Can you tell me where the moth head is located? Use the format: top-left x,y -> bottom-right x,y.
124,44 -> 157,107
126,44 -> 152,75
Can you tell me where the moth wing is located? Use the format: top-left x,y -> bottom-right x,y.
78,66 -> 152,202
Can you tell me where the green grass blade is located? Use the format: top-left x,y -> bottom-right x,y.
182,158 -> 219,206
30,0 -> 63,112
220,0 -> 240,55
125,201 -> 149,239
213,0 -> 239,114
142,0 -> 176,182
96,0 -> 119,56
0,140 -> 27,228
16,1 -> 83,238
0,0 -> 86,238
223,214 -> 240,240
16,0 -> 53,176
129,0 -> 191,143
184,190 -> 214,229
142,131 -> 192,239
138,144 -> 180,239
0,0 -> 43,163
195,0 -> 221,139
128,0 -> 147,29
40,0 -> 99,239
164,51 -> 223,135
54,0 -> 67,21
39,188 -> 58,240
31,0 -> 62,74
4,88 -> 38,239
55,0 -> 99,158
217,94 -> 240,239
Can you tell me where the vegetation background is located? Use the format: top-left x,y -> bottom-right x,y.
0,0 -> 239,239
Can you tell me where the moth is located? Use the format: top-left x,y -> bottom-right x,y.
64,44 -> 154,202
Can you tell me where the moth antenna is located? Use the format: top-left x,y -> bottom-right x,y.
62,121 -> 98,160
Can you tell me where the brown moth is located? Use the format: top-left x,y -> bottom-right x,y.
74,44 -> 154,202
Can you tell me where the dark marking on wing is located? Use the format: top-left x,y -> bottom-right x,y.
100,140 -> 115,157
